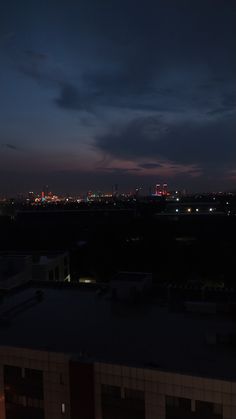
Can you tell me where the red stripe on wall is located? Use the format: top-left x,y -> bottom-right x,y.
69,361 -> 95,419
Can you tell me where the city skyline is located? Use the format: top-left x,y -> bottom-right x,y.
0,0 -> 236,194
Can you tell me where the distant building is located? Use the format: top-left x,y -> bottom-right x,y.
155,183 -> 168,197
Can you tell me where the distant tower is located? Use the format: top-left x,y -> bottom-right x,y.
162,183 -> 168,196
155,184 -> 161,196
155,183 -> 168,197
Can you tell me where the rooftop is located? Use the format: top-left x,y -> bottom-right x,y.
0,255 -> 31,281
0,286 -> 236,379
112,272 -> 151,282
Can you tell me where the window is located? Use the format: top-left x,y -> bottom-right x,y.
213,404 -> 223,415
61,403 -> 66,414
166,396 -> 192,419
4,365 -> 44,419
101,384 -> 121,400
166,396 -> 191,410
101,385 -> 145,419
25,368 -> 43,381
124,388 -> 144,400
196,400 -> 223,416
4,365 -> 22,380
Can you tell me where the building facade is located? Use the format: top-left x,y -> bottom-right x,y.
0,346 -> 235,419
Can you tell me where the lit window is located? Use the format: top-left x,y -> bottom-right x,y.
61,403 -> 66,414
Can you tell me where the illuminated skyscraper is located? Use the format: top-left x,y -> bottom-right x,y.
155,183 -> 168,196
155,184 -> 162,196
162,183 -> 168,196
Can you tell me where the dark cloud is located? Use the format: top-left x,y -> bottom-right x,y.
1,143 -> 20,151
76,0 -> 236,113
24,50 -> 48,61
16,13 -> 236,116
98,167 -> 141,174
206,90 -> 236,117
19,51 -> 57,86
15,0 -> 236,116
94,116 -> 170,161
95,114 -> 236,170
222,93 -> 236,107
207,107 -> 236,117
139,163 -> 162,169
19,52 -> 96,112
0,32 -> 15,43
54,83 -> 90,111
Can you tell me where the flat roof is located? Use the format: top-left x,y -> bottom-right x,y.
112,272 -> 150,282
0,286 -> 236,380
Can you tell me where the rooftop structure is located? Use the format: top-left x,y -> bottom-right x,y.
0,251 -> 70,284
111,271 -> 152,300
32,252 -> 70,282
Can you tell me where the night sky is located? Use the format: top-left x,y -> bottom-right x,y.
0,0 -> 235,194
